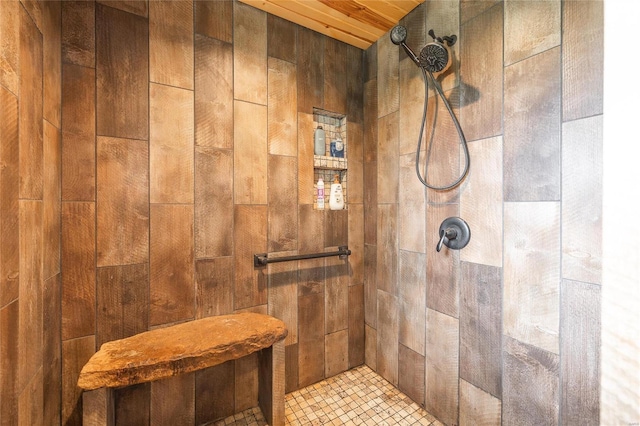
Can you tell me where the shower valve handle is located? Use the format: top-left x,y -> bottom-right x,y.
436,217 -> 471,253
437,228 -> 458,252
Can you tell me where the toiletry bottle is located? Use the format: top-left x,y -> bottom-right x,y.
329,175 -> 344,210
334,138 -> 344,158
317,177 -> 325,210
314,126 -> 325,156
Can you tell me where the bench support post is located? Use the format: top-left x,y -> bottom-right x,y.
83,387 -> 115,426
258,339 -> 285,426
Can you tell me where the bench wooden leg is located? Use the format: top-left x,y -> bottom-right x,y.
258,339 -> 285,426
83,387 -> 115,425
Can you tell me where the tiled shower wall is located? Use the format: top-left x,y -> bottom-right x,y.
1,1 -> 62,424
3,0 -> 365,424
364,1 -> 603,425
2,0 -> 618,424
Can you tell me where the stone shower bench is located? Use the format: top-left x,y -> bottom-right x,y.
77,312 -> 288,426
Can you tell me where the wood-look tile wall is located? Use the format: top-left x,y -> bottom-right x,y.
365,0 -> 603,424
1,0 -> 62,423
3,0 -> 607,423
59,0 -> 366,424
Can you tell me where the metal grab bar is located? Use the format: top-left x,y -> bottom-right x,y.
254,246 -> 351,267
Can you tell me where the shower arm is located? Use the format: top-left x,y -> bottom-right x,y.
428,29 -> 458,47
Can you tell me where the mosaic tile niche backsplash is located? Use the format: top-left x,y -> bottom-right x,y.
313,109 -> 348,209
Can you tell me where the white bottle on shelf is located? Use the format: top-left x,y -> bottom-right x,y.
317,177 -> 325,210
329,175 -> 344,210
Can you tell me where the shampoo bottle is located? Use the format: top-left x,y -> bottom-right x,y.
314,126 -> 325,156
329,175 -> 344,210
317,177 -> 325,210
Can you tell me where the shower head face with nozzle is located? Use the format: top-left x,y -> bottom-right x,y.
390,25 -> 408,45
419,42 -> 450,73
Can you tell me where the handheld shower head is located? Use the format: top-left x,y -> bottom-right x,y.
390,25 -> 408,45
389,25 -> 420,66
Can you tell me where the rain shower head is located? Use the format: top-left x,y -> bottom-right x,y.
419,42 -> 449,73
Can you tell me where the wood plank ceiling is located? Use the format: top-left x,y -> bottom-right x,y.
237,0 -> 423,49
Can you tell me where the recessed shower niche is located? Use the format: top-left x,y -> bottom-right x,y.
312,108 -> 348,210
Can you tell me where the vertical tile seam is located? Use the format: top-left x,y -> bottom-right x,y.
55,3 -> 64,418
558,2 -> 565,425
191,1 -> 197,324
145,2 -> 151,343
456,1 -> 463,420
500,1 -> 506,424
92,0 -> 99,353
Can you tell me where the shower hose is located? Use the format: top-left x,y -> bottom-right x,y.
415,68 -> 470,191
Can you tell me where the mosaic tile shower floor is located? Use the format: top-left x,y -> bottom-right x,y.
211,365 -> 443,426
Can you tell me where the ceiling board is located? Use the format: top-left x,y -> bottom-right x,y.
237,0 -> 423,49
